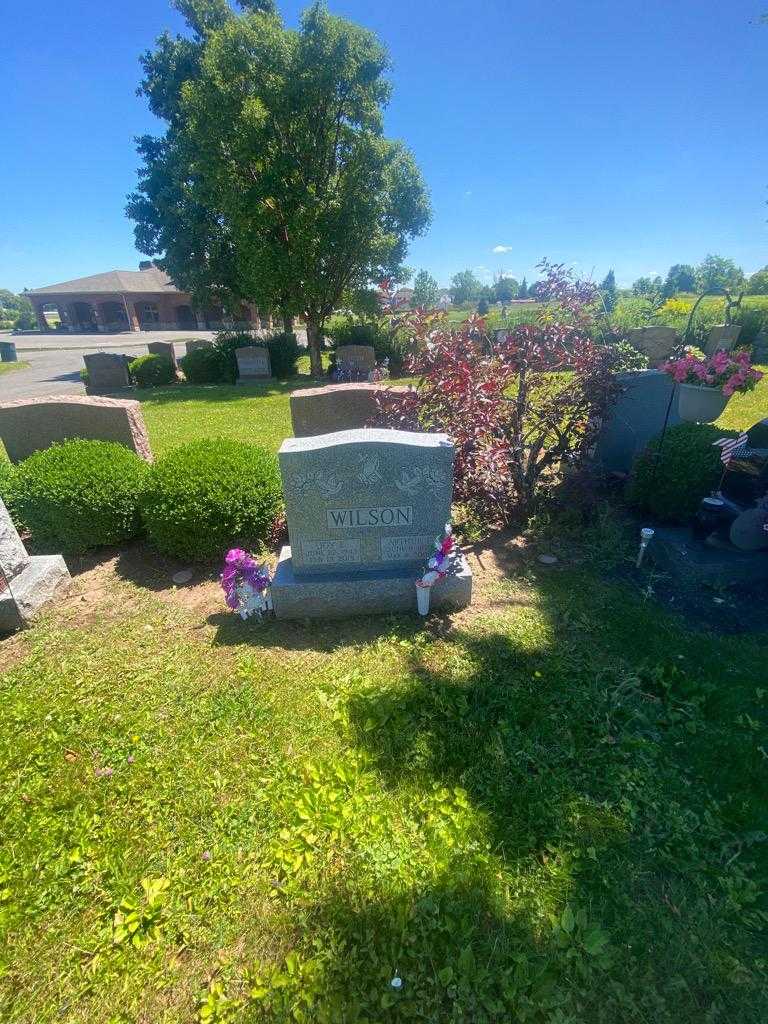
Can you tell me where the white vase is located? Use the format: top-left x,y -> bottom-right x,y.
416,584 -> 431,615
677,383 -> 729,424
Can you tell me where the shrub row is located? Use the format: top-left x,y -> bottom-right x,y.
179,331 -> 300,384
2,438 -> 282,560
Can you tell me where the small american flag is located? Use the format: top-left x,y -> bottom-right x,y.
712,432 -> 748,465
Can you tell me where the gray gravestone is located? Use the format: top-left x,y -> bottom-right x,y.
704,324 -> 741,357
595,370 -> 680,474
236,345 -> 272,382
626,326 -> 679,365
336,345 -> 376,376
148,340 -> 178,368
0,341 -> 18,362
83,352 -> 131,391
0,498 -> 70,633
290,383 -> 409,437
271,428 -> 472,618
185,339 -> 213,355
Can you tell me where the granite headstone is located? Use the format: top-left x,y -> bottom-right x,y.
236,345 -> 272,382
336,345 -> 376,377
289,382 -> 409,437
0,498 -> 70,632
704,324 -> 741,356
0,395 -> 153,463
83,352 -> 131,391
595,369 -> 680,474
185,339 -> 213,355
626,326 -> 679,365
270,428 -> 472,617
147,340 -> 178,368
0,341 -> 18,362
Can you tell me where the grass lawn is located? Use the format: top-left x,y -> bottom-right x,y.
1,367 -> 767,1022
0,361 -> 30,375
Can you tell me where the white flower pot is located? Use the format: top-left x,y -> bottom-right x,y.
677,383 -> 729,424
416,584 -> 431,616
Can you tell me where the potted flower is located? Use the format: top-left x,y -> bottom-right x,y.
660,349 -> 763,423
220,548 -> 272,619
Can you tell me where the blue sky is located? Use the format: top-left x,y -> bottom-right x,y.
2,0 -> 767,294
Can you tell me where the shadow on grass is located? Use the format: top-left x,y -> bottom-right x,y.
295,620 -> 767,1018
206,607 -> 456,652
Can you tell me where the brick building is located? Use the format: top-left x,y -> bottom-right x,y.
25,264 -> 265,333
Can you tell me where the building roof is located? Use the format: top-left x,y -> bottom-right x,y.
27,267 -> 183,296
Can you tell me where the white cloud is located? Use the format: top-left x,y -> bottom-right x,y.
492,245 -> 513,254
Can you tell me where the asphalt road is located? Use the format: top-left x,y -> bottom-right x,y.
0,329 -> 306,400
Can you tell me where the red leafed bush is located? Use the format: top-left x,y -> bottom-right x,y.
376,261 -> 621,527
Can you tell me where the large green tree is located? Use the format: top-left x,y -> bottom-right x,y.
747,266 -> 768,295
128,0 -> 431,376
695,254 -> 744,293
491,275 -> 519,302
449,269 -> 482,305
412,269 -> 439,308
662,263 -> 696,297
0,289 -> 35,330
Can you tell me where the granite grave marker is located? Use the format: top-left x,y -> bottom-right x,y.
1,498 -> 71,632
270,428 -> 472,617
236,345 -> 272,382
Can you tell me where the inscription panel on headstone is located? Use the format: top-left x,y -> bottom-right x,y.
300,539 -> 362,565
380,535 -> 436,561
279,428 -> 454,577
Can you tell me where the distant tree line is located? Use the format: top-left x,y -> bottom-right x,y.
627,255 -> 768,300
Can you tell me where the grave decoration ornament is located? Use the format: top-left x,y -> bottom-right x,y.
415,524 -> 458,615
220,548 -> 271,620
660,349 -> 763,423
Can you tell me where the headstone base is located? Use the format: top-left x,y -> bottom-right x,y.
271,545 -> 472,619
649,526 -> 768,588
0,555 -> 71,633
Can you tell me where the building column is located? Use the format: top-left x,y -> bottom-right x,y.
121,295 -> 140,332
195,311 -> 206,330
33,304 -> 49,333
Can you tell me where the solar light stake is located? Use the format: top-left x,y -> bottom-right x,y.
636,527 -> 655,568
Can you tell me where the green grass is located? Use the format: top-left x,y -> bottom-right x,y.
0,361 -> 29,375
1,550 -> 766,1022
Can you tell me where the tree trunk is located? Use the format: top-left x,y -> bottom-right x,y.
306,317 -> 324,378
282,312 -> 294,335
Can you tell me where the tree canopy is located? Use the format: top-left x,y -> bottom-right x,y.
662,263 -> 696,296
128,0 -> 431,375
747,266 -> 768,295
450,269 -> 482,305
412,270 -> 439,308
599,269 -> 617,312
695,254 -> 744,293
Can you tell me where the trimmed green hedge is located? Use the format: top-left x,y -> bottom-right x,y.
140,439 -> 282,560
179,347 -> 225,384
6,440 -> 149,551
626,421 -> 738,522
129,353 -> 176,387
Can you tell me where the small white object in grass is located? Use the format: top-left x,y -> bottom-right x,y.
390,975 -> 403,990
713,597 -> 725,604
173,568 -> 194,585
537,554 -> 557,565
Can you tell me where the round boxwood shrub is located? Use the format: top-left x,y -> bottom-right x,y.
7,440 -> 149,551
626,422 -> 739,522
179,346 -> 226,384
129,353 -> 176,387
140,439 -> 282,560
